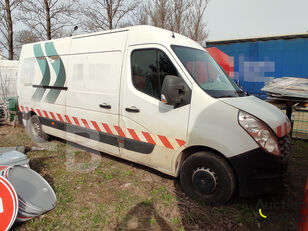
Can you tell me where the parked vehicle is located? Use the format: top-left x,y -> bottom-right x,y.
17,25 -> 291,204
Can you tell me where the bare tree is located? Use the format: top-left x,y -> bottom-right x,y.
14,29 -> 39,58
187,0 -> 208,45
19,0 -> 76,40
0,0 -> 21,60
131,4 -> 149,26
15,29 -> 39,45
146,0 -> 170,29
144,0 -> 208,44
0,70 -> 11,102
168,0 -> 192,34
79,0 -> 139,32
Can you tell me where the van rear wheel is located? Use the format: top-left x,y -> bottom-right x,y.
180,151 -> 236,205
27,115 -> 49,143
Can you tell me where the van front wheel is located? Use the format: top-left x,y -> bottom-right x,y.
180,151 -> 236,205
26,115 -> 49,143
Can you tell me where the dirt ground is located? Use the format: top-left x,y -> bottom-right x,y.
0,124 -> 307,231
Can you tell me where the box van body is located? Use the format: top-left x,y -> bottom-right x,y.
17,26 -> 291,204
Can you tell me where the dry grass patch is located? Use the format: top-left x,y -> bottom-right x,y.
0,125 -> 306,231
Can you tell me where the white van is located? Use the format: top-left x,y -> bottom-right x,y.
17,25 -> 291,204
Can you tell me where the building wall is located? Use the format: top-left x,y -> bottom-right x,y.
207,37 -> 308,98
0,60 -> 19,102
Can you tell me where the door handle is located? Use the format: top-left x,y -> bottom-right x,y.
99,103 -> 111,109
125,106 -> 140,113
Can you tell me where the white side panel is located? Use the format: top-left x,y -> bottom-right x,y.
70,31 -> 128,54
187,85 -> 259,157
66,51 -> 122,113
18,39 -> 71,138
18,57 -> 37,103
66,34 -> 126,156
0,60 -> 18,99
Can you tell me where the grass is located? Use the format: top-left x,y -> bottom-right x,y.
0,124 -> 307,231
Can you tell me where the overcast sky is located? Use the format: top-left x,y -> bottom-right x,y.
205,0 -> 308,41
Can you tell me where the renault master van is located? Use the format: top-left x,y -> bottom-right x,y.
17,25 -> 291,204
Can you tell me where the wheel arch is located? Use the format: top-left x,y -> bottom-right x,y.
26,110 -> 37,122
25,111 -> 49,142
174,145 -> 237,180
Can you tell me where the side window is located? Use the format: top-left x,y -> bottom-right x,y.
131,49 -> 177,100
158,50 -> 177,87
20,58 -> 36,87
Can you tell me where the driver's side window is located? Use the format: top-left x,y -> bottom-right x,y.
131,49 -> 177,100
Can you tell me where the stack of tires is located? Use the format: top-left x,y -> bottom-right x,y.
0,103 -> 8,124
0,97 -> 17,125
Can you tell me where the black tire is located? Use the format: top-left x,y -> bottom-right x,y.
180,151 -> 236,205
26,114 -> 49,143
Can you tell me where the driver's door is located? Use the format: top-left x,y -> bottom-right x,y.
119,45 -> 191,173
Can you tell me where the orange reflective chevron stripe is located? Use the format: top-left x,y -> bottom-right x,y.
128,128 -> 140,141
158,135 -> 173,149
277,125 -> 282,137
64,115 -> 72,124
57,113 -> 64,122
43,110 -> 49,118
275,120 -> 291,138
102,123 -> 113,135
176,139 -> 186,147
19,105 -> 186,150
49,112 -> 57,121
72,117 -> 80,126
81,119 -> 90,129
142,132 -> 156,145
114,126 -> 126,137
91,121 -> 101,132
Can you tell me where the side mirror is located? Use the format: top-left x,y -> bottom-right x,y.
161,75 -> 185,105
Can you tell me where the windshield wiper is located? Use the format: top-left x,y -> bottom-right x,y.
235,90 -> 249,96
219,95 -> 236,98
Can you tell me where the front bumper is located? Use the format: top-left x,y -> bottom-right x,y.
229,146 -> 290,197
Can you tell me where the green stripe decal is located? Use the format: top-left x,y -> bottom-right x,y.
32,44 -> 50,101
44,42 -> 66,103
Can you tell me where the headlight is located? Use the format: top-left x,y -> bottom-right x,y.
238,110 -> 280,156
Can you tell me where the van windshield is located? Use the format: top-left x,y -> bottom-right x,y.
171,45 -> 245,98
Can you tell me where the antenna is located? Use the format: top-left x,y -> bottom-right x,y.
70,26 -> 79,36
172,31 -> 175,38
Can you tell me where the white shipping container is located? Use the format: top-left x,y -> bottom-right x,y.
0,59 -> 19,102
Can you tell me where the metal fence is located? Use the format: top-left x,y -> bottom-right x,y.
292,107 -> 308,139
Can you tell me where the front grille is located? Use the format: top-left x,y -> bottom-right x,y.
278,135 -> 290,159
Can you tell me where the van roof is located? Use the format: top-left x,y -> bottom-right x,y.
24,25 -> 204,52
